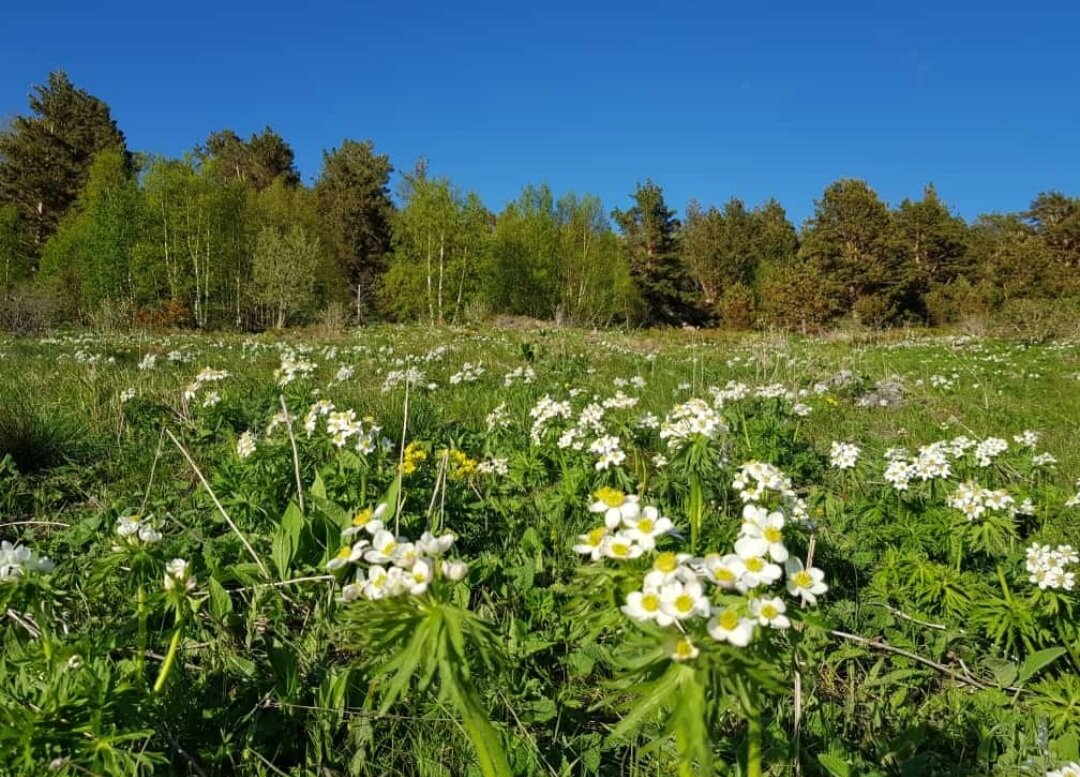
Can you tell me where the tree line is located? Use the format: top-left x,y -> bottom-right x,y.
1,71 -> 1078,331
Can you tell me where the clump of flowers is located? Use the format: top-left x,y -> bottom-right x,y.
449,361 -> 485,385
658,398 -> 726,451
182,366 -> 230,402
439,448 -> 478,480
275,351 -> 317,386
577,466 -> 826,660
529,394 -> 572,444
948,481 -> 1016,521
503,365 -> 535,386
114,514 -> 163,547
829,441 -> 861,470
1025,543 -> 1077,591
300,401 -> 382,454
400,441 -> 427,475
236,431 -> 257,459
732,461 -> 808,522
327,516 -> 467,602
588,434 -> 626,471
0,540 -> 55,581
164,558 -> 197,593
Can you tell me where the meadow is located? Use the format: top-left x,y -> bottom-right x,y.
1,325 -> 1079,776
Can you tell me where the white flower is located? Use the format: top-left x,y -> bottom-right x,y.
601,533 -> 644,561
236,431 -> 257,459
623,506 -> 674,551
405,559 -> 434,595
658,579 -> 710,621
734,538 -> 783,590
417,531 -> 456,556
621,586 -> 664,623
671,636 -> 699,662
739,505 -> 789,562
589,434 -> 626,471
784,558 -> 828,605
829,441 -> 860,470
700,552 -> 745,590
341,503 -> 387,539
327,539 -> 369,571
0,541 -> 54,580
707,608 -> 755,646
442,559 -> 469,581
363,529 -> 401,565
164,558 -> 195,592
572,526 -> 608,561
589,488 -> 640,529
750,596 -> 791,629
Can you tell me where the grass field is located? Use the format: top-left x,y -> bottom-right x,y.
2,325 -> 1079,776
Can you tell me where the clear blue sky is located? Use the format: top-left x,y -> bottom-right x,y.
2,0 -> 1077,225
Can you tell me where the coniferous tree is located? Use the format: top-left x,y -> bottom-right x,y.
201,127 -> 300,190
890,185 -> 969,299
612,180 -> 695,325
0,71 -> 128,258
313,140 -> 394,320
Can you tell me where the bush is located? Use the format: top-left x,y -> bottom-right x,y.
989,297 -> 1080,342
0,283 -> 63,333
716,283 -> 756,330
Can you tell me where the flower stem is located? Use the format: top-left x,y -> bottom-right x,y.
746,707 -> 763,777
153,618 -> 184,694
689,473 -> 704,555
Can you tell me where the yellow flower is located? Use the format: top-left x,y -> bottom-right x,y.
400,442 -> 427,475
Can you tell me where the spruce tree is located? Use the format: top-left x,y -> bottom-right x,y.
612,180 -> 695,325
0,71 -> 128,259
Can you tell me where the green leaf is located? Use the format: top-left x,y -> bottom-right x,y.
311,471 -> 327,500
818,753 -> 852,777
207,577 -> 233,620
984,658 -> 1018,688
1018,647 -> 1066,684
271,501 -> 304,579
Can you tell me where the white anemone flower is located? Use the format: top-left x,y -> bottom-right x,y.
405,559 -> 434,595
739,507 -> 789,562
341,503 -> 387,539
750,596 -> 791,629
621,587 -> 664,623
441,559 -> 469,581
701,552 -> 746,590
784,558 -> 828,605
164,558 -> 196,592
671,636 -> 700,662
734,539 -> 783,590
623,506 -> 673,551
572,526 -> 608,561
589,488 -> 641,529
601,533 -> 644,561
658,579 -> 710,621
417,531 -> 456,556
327,539 -> 369,571
364,530 -> 401,565
707,608 -> 755,646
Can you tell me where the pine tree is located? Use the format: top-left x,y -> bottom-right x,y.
0,71 -> 128,259
314,140 -> 394,320
611,180 -> 695,325
201,127 -> 300,189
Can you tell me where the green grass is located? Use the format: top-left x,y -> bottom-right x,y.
1,325 -> 1079,776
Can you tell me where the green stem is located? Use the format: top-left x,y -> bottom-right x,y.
689,474 -> 704,555
746,707 -> 763,777
153,618 -> 184,694
136,584 -> 147,679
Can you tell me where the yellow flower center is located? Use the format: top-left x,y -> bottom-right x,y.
746,557 -> 764,573
383,541 -> 397,555
792,570 -> 813,588
352,508 -> 373,527
587,526 -> 607,546
760,603 -> 778,619
335,546 -> 352,559
654,552 -> 678,573
595,487 -> 625,508
641,593 -> 660,612
674,638 -> 695,659
637,518 -> 654,533
675,594 -> 695,613
713,567 -> 735,582
610,542 -> 630,557
763,527 -> 782,543
718,609 -> 740,630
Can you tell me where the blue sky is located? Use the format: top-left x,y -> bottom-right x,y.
2,0 -> 1077,225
